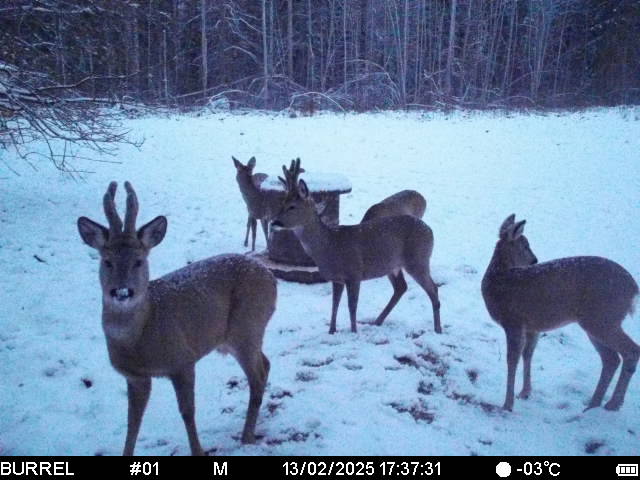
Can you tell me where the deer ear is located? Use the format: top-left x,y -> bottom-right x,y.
298,179 -> 310,199
248,157 -> 256,169
510,220 -> 526,240
499,214 -> 516,237
138,216 -> 167,249
77,217 -> 109,249
232,156 -> 242,169
315,200 -> 328,217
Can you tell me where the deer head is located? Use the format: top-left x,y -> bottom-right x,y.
232,156 -> 256,179
77,181 -> 167,310
494,214 -> 538,269
271,158 -> 317,229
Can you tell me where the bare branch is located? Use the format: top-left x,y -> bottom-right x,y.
0,61 -> 141,176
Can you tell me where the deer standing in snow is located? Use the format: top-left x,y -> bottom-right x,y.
271,159 -> 441,335
233,156 -> 290,251
77,182 -> 276,455
361,190 -> 426,223
481,214 -> 639,411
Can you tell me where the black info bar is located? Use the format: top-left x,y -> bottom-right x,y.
1,456 -> 636,479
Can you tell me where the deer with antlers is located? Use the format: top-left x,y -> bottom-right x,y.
77,182 -> 276,455
272,159 -> 441,335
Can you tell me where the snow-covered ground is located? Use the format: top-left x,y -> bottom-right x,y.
1,108 -> 639,456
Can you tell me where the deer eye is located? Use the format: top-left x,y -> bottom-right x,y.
287,204 -> 296,211
134,259 -> 143,268
104,260 -> 113,269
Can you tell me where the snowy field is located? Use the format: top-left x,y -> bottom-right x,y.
1,108 -> 639,456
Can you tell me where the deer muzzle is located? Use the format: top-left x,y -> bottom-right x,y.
110,288 -> 135,301
270,220 -> 284,230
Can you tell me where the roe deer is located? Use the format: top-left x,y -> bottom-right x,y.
271,159 -> 441,335
481,214 -> 639,411
77,182 -> 276,455
361,190 -> 426,223
233,156 -> 292,251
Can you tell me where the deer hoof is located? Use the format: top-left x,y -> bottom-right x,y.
604,400 -> 622,411
583,398 -> 603,412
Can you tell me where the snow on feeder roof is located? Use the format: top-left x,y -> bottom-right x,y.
261,171 -> 352,194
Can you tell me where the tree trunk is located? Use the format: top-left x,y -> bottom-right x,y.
147,0 -> 153,98
288,0 -> 294,80
262,0 -> 269,105
307,0 -> 315,90
445,0 -> 457,98
402,0 -> 409,107
163,29 -> 169,103
502,0 -> 517,100
201,0 -> 208,95
56,14 -> 67,85
552,13 -> 567,105
132,12 -> 141,97
343,0 -> 347,90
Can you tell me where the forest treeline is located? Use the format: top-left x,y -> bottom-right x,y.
1,0 -> 639,112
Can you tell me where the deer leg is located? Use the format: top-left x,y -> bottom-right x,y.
123,376 -> 152,456
374,271 -> 407,326
600,329 -> 639,411
244,217 -> 251,247
250,218 -> 258,251
518,331 -> 539,399
584,335 -> 620,411
262,352 -> 271,378
346,280 -> 360,333
330,282 -> 344,334
260,218 -> 269,246
234,348 -> 270,444
503,326 -> 525,411
406,267 -> 442,334
170,366 -> 204,456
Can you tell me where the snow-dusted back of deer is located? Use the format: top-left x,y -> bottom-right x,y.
361,190 -> 426,223
77,182 -> 276,455
271,159 -> 441,335
481,214 -> 639,411
233,156 -> 288,251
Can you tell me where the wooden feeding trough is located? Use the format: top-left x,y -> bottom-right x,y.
253,172 -> 352,283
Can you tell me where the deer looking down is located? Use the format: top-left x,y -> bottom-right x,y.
481,214 -> 639,411
271,159 -> 441,335
361,190 -> 426,223
77,182 -> 276,455
233,156 -> 299,251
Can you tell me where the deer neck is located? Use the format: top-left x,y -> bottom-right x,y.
102,295 -> 152,350
237,175 -> 260,201
484,243 -> 515,279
